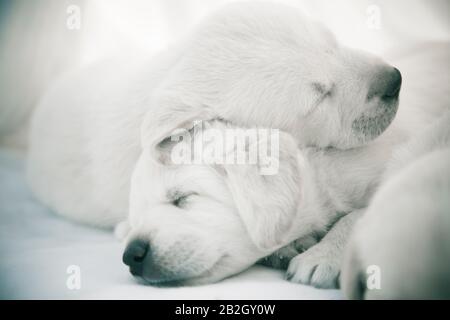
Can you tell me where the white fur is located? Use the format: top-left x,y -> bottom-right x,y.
126,120 -> 397,285
27,2 -> 409,285
342,113 -> 450,299
27,2 -> 398,228
142,2 -> 400,156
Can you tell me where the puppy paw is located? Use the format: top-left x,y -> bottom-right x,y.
286,244 -> 340,289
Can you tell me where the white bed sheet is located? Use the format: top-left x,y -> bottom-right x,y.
0,150 -> 341,299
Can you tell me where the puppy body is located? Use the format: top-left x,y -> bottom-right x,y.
274,134 -> 400,287
27,54 -> 178,227
342,113 -> 450,299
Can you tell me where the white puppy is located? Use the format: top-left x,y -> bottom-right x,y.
123,119 -> 394,285
142,2 -> 402,158
342,112 -> 450,299
27,2 -> 402,286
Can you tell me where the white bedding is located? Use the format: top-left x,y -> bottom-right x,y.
0,150 -> 341,299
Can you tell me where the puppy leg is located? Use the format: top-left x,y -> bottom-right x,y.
259,234 -> 318,270
286,209 -> 364,288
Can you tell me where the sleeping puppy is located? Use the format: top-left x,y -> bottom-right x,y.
143,2 -> 402,157
342,112 -> 450,299
121,119 -> 393,286
27,2 -> 401,286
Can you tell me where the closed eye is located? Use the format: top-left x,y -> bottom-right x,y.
311,82 -> 332,97
171,192 -> 197,208
311,82 -> 334,107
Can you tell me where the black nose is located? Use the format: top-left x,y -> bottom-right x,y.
122,239 -> 149,276
368,67 -> 402,101
383,67 -> 402,98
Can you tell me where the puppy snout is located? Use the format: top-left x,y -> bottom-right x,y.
122,239 -> 149,276
368,67 -> 402,101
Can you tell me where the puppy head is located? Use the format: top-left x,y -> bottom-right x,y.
298,48 -> 402,149
123,121 -> 305,285
142,2 -> 401,155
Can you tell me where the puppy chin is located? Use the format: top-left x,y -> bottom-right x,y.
138,255 -> 231,287
137,272 -> 203,287
352,98 -> 399,144
182,258 -> 258,286
142,277 -> 187,287
141,270 -> 224,287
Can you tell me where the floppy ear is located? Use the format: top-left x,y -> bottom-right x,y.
222,131 -> 303,251
140,96 -> 214,163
